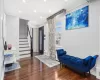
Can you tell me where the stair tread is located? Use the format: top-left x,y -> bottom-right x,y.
19,46 -> 30,48
19,54 -> 30,59
19,52 -> 30,53
19,39 -> 28,41
19,45 -> 30,48
19,41 -> 28,42
19,51 -> 30,54
19,50 -> 30,52
20,53 -> 30,56
19,48 -> 30,51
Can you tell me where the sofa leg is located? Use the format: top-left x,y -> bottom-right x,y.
89,71 -> 91,75
62,63 -> 65,68
63,64 -> 66,68
60,63 -> 62,68
60,63 -> 61,68
83,72 -> 87,77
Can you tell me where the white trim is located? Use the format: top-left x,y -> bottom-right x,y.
0,66 -> 5,80
96,16 -> 100,79
96,67 -> 100,79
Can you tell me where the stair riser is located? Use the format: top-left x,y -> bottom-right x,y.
19,41 -> 28,43
19,46 -> 30,48
19,45 -> 30,47
19,50 -> 30,52
19,39 -> 28,41
19,46 -> 30,49
19,51 -> 30,55
19,43 -> 29,45
19,54 -> 30,59
19,49 -> 30,52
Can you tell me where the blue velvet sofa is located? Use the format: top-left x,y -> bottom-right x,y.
56,49 -> 98,74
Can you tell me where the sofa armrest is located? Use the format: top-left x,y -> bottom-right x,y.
58,51 -> 66,56
57,51 -> 66,57
74,59 -> 83,65
63,51 -> 67,54
83,56 -> 92,66
90,55 -> 99,69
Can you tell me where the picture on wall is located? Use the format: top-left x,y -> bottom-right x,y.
66,6 -> 89,30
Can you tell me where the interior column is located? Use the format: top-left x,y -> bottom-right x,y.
47,17 -> 56,59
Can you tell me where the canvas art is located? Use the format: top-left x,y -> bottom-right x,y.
66,6 -> 89,30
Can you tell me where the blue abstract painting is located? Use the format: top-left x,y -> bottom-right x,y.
66,6 -> 88,30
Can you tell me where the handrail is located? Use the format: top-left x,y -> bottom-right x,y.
27,25 -> 33,57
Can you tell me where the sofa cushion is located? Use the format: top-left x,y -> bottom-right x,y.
83,56 -> 93,65
60,55 -> 71,60
69,57 -> 83,64
75,59 -> 83,65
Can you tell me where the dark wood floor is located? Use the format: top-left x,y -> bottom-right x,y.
4,56 -> 98,80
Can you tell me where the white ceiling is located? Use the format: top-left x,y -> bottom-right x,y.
4,0 -> 87,26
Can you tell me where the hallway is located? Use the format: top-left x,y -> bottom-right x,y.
0,0 -> 100,79
4,57 -> 97,80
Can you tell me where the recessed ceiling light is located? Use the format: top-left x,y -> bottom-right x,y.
49,10 -> 51,13
19,10 -> 22,13
23,0 -> 26,3
33,10 -> 37,13
44,0 -> 47,2
64,0 -> 68,2
40,16 -> 43,19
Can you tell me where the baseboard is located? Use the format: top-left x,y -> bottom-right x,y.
19,54 -> 30,59
90,67 -> 97,78
91,70 -> 96,76
0,66 -> 5,80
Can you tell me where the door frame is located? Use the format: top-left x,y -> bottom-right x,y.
38,26 -> 44,54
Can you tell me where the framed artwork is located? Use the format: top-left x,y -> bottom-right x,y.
66,6 -> 89,30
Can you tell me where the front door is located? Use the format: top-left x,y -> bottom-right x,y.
39,26 -> 44,54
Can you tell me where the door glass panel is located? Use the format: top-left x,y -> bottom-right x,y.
40,30 -> 42,50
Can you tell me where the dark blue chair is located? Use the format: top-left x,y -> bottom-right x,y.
56,49 -> 98,75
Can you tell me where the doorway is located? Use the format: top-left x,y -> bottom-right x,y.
39,26 -> 44,54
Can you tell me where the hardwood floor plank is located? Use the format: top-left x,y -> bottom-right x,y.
4,57 -> 97,80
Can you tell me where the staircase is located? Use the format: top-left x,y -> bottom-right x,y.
19,38 -> 31,59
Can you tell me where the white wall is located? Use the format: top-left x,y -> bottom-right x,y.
28,21 -> 39,52
0,0 -> 4,80
60,0 -> 100,76
6,15 -> 19,59
19,19 -> 28,38
99,16 -> 100,66
61,0 -> 100,58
